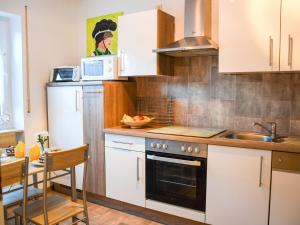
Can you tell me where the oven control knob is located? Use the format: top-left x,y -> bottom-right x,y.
162,144 -> 168,150
181,146 -> 186,152
151,142 -> 156,148
157,143 -> 162,149
194,147 -> 200,153
187,146 -> 193,153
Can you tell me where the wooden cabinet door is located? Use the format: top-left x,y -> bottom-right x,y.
219,0 -> 281,73
82,85 -> 105,196
269,171 -> 300,225
280,0 -> 300,71
105,147 -> 145,207
118,10 -> 158,76
206,145 -> 271,225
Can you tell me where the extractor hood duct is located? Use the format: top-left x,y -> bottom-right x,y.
154,0 -> 218,57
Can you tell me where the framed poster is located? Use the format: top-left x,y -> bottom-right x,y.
86,12 -> 123,57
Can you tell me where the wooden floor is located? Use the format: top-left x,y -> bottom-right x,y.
61,200 -> 162,225
6,192 -> 162,225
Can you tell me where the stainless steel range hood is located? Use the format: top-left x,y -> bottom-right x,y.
154,0 -> 218,57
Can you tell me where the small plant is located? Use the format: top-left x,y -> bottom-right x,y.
36,131 -> 49,154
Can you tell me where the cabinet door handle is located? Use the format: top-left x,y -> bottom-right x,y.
259,156 -> 263,187
112,140 -> 133,145
137,157 -> 140,181
75,90 -> 79,112
120,50 -> 125,72
269,36 -> 273,67
82,90 -> 103,94
288,35 -> 294,69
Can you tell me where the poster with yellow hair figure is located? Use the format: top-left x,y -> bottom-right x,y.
86,12 -> 123,57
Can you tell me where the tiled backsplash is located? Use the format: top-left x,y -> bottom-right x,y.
136,56 -> 300,136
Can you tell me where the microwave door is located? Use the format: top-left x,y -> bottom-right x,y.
84,60 -> 104,80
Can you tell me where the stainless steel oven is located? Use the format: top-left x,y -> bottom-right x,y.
146,138 -> 207,212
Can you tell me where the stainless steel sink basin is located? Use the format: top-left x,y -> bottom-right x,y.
223,132 -> 273,142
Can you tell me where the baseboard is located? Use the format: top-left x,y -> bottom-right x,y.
52,183 -> 207,225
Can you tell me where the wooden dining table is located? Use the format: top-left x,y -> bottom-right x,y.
1,156 -> 71,195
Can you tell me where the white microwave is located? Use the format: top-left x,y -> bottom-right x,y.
81,55 -> 123,80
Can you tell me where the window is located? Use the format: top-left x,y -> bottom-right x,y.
0,16 -> 12,130
0,12 -> 24,131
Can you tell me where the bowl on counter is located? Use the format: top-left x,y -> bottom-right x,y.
121,114 -> 154,129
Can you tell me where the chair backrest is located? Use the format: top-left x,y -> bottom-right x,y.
0,157 -> 29,225
42,145 -> 89,225
45,145 -> 89,172
0,158 -> 28,188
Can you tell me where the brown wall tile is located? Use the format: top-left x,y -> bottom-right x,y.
189,56 -> 211,83
136,56 -> 300,136
290,120 -> 300,136
235,81 -> 264,117
263,74 -> 292,100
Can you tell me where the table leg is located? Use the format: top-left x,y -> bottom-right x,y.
33,174 -> 38,188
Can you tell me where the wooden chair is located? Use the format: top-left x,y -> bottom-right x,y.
1,157 -> 29,225
14,145 -> 90,225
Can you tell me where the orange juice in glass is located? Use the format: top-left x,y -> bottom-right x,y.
14,141 -> 25,158
29,144 -> 41,161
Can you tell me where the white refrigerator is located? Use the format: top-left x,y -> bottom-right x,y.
47,85 -> 84,190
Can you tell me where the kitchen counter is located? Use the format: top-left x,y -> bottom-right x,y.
104,126 -> 300,153
47,81 -> 104,87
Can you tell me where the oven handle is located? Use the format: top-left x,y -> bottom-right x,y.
147,155 -> 201,167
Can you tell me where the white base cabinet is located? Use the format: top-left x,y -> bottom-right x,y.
105,134 -> 145,207
105,147 -> 145,207
206,145 -> 271,225
269,170 -> 300,225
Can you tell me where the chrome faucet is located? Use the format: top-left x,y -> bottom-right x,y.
253,122 -> 277,140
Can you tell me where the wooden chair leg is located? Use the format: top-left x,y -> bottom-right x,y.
85,211 -> 89,225
3,206 -> 8,221
72,216 -> 78,225
14,213 -> 19,225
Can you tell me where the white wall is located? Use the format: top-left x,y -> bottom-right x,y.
0,0 -> 81,145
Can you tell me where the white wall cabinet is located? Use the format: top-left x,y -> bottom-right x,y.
219,0 -> 300,73
105,134 -> 145,207
280,0 -> 300,71
219,0 -> 281,73
206,145 -> 271,225
118,9 -> 174,76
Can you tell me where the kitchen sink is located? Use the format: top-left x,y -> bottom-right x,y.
223,132 -> 274,142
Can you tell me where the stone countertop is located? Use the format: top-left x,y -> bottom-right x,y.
104,126 -> 300,154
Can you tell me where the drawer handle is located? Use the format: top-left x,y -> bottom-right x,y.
269,36 -> 273,67
259,156 -> 263,187
82,90 -> 103,94
112,140 -> 133,145
137,157 -> 140,181
288,35 -> 294,69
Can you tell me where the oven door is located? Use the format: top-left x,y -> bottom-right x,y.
146,151 -> 206,212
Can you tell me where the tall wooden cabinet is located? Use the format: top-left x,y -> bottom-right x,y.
206,145 -> 271,225
82,85 -> 105,195
118,9 -> 174,76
